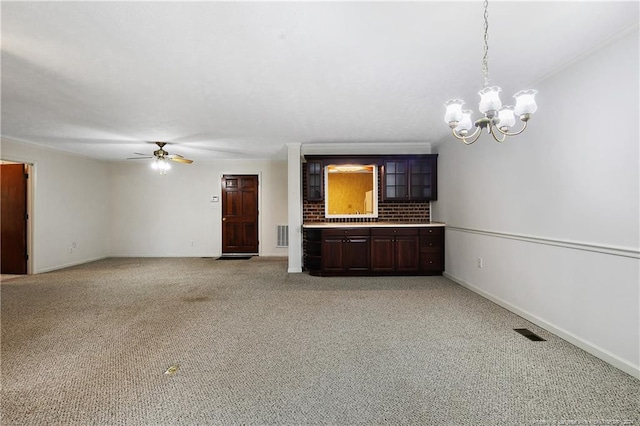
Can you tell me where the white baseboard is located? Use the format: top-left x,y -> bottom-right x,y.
36,256 -> 108,274
108,253 -> 287,258
109,254 -> 219,258
443,271 -> 640,380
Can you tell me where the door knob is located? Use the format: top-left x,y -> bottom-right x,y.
222,218 -> 226,221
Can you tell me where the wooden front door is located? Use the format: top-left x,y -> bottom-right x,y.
221,175 -> 259,255
1,164 -> 28,274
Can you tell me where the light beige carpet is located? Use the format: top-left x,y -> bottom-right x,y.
1,257 -> 638,425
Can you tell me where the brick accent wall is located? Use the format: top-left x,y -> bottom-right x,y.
302,163 -> 431,223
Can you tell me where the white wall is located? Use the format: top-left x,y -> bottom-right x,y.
0,139 -> 110,273
432,31 -> 639,377
109,159 -> 288,257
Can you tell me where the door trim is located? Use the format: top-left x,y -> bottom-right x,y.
219,172 -> 262,257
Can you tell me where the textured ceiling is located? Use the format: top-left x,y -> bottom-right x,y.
1,1 -> 638,161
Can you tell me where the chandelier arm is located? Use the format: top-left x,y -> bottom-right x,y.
493,120 -> 529,137
488,125 -> 508,143
451,127 -> 482,145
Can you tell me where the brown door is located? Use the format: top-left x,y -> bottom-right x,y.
1,164 -> 28,274
221,175 -> 259,255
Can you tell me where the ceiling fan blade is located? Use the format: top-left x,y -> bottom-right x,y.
127,156 -> 153,160
169,157 -> 193,164
133,152 -> 151,156
168,153 -> 184,159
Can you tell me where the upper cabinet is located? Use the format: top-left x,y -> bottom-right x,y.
306,159 -> 323,201
304,154 -> 438,205
382,155 -> 438,201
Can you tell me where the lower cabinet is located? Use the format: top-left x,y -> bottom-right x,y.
303,229 -> 322,272
321,228 -> 370,274
371,228 -> 419,273
419,227 -> 445,274
305,226 -> 444,276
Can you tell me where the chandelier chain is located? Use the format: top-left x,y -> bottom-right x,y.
482,0 -> 490,88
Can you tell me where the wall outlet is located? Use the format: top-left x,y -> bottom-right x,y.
68,247 -> 73,254
191,240 -> 195,247
477,257 -> 483,268
72,241 -> 78,249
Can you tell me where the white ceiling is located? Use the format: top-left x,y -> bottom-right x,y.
2,1 -> 638,162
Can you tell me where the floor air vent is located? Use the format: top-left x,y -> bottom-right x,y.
514,328 -> 546,341
276,225 -> 289,247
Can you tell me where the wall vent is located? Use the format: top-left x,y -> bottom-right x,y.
276,225 -> 289,248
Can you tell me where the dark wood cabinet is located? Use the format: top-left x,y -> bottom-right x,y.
321,228 -> 370,274
382,156 -> 437,201
304,229 -> 322,272
371,228 -> 419,273
382,160 -> 408,200
306,160 -> 323,201
304,225 -> 444,276
304,154 -> 437,204
420,227 -> 445,274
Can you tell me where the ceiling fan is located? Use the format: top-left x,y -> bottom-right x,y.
127,142 -> 193,174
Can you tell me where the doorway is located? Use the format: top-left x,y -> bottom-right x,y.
221,175 -> 259,255
1,162 -> 29,274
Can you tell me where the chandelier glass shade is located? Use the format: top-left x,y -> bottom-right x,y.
444,0 -> 538,144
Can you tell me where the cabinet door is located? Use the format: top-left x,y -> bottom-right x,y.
322,236 -> 346,272
383,160 -> 408,201
322,229 -> 370,273
371,234 -> 395,272
346,236 -> 370,272
395,235 -> 420,272
306,160 -> 323,201
383,157 -> 438,201
409,158 -> 437,201
371,228 -> 419,272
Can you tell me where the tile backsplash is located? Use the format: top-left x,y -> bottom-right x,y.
302,163 -> 431,223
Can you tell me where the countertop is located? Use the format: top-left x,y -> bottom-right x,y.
302,221 -> 445,228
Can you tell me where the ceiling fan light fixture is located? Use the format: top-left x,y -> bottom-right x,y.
127,142 -> 193,174
151,158 -> 171,175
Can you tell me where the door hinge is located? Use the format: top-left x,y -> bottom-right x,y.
25,253 -> 29,260
24,173 -> 29,179
25,213 -> 29,220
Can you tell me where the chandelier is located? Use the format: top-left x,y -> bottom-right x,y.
444,0 -> 538,144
